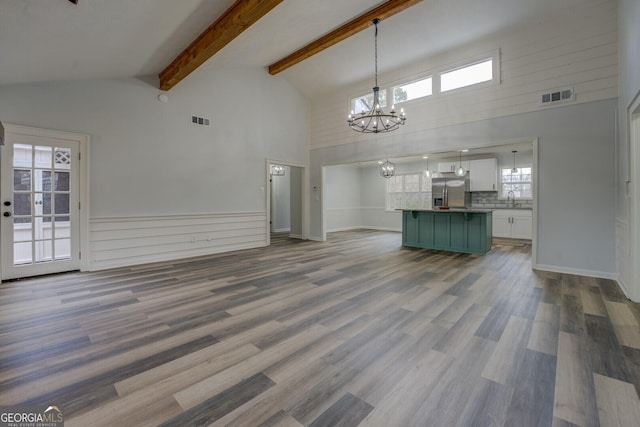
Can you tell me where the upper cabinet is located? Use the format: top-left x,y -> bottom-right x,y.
469,158 -> 497,192
437,161 -> 470,173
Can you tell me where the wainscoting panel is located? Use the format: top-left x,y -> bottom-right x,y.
89,212 -> 267,271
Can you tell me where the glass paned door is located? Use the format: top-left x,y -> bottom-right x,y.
1,133 -> 80,280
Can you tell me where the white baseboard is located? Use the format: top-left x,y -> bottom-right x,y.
533,264 -> 617,281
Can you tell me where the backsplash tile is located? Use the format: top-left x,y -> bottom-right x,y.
471,191 -> 533,209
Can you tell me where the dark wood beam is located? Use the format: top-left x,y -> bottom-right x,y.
159,0 -> 285,91
268,0 -> 423,75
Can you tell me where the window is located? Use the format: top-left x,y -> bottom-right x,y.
386,173 -> 431,210
440,58 -> 493,92
351,89 -> 387,114
392,76 -> 432,104
501,166 -> 532,199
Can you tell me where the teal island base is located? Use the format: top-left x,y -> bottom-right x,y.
402,209 -> 493,255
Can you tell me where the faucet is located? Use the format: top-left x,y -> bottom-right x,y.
506,190 -> 516,207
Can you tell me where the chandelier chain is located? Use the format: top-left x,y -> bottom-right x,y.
374,19 -> 378,88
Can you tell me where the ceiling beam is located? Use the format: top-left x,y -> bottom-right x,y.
268,0 -> 423,76
159,0 -> 284,91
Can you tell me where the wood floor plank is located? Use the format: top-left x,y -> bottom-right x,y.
482,315 -> 532,385
554,331 -> 598,426
308,392 -> 373,427
358,349 -> 451,426
172,324 -> 330,410
504,349 -> 557,427
604,300 -> 640,349
593,373 -> 640,427
257,410 -> 303,427
1,230 -> 639,425
528,302 -> 561,355
161,372 -> 276,427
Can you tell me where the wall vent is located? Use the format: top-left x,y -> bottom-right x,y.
541,87 -> 573,105
191,115 -> 210,126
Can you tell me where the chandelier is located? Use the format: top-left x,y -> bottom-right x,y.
348,18 -> 406,134
379,159 -> 395,178
270,164 -> 285,176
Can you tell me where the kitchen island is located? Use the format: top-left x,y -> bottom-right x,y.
401,209 -> 493,254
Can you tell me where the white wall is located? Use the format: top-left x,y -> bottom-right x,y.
311,0 -> 617,151
0,67 -> 309,269
360,165 -> 402,231
324,164 -> 361,231
616,0 -> 640,300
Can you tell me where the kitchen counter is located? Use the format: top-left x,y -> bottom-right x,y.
401,209 -> 492,254
402,208 -> 494,213
473,206 -> 532,210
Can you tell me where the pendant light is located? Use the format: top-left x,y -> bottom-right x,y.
379,159 -> 395,178
511,150 -> 518,173
455,150 -> 467,176
423,156 -> 432,178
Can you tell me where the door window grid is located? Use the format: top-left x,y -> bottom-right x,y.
12,144 -> 72,265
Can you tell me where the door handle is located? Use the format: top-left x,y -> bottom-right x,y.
3,212 -> 11,217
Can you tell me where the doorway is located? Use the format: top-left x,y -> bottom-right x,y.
266,161 -> 305,245
0,124 -> 88,281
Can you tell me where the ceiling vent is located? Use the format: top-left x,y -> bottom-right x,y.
541,87 -> 573,105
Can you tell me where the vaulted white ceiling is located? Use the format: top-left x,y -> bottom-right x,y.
0,0 -> 593,98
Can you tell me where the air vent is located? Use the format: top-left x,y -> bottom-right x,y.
541,87 -> 573,105
191,115 -> 210,126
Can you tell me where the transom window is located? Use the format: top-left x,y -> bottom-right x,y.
351,89 -> 387,114
392,76 -> 432,104
501,166 -> 532,199
386,173 -> 431,210
440,58 -> 493,92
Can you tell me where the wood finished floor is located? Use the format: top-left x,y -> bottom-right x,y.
1,230 -> 640,426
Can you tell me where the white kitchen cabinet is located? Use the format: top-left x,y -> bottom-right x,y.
469,158 -> 497,192
492,209 -> 532,239
437,160 -> 470,173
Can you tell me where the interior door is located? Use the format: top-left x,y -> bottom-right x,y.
1,134 -> 80,280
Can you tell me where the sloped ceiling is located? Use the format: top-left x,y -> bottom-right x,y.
0,0 -> 593,98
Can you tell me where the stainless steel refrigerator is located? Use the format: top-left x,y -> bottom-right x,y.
432,172 -> 471,208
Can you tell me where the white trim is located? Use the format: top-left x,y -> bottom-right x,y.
531,138 -> 539,269
534,264 -> 617,281
0,123 -> 90,278
626,92 -> 640,301
265,158 -> 309,247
